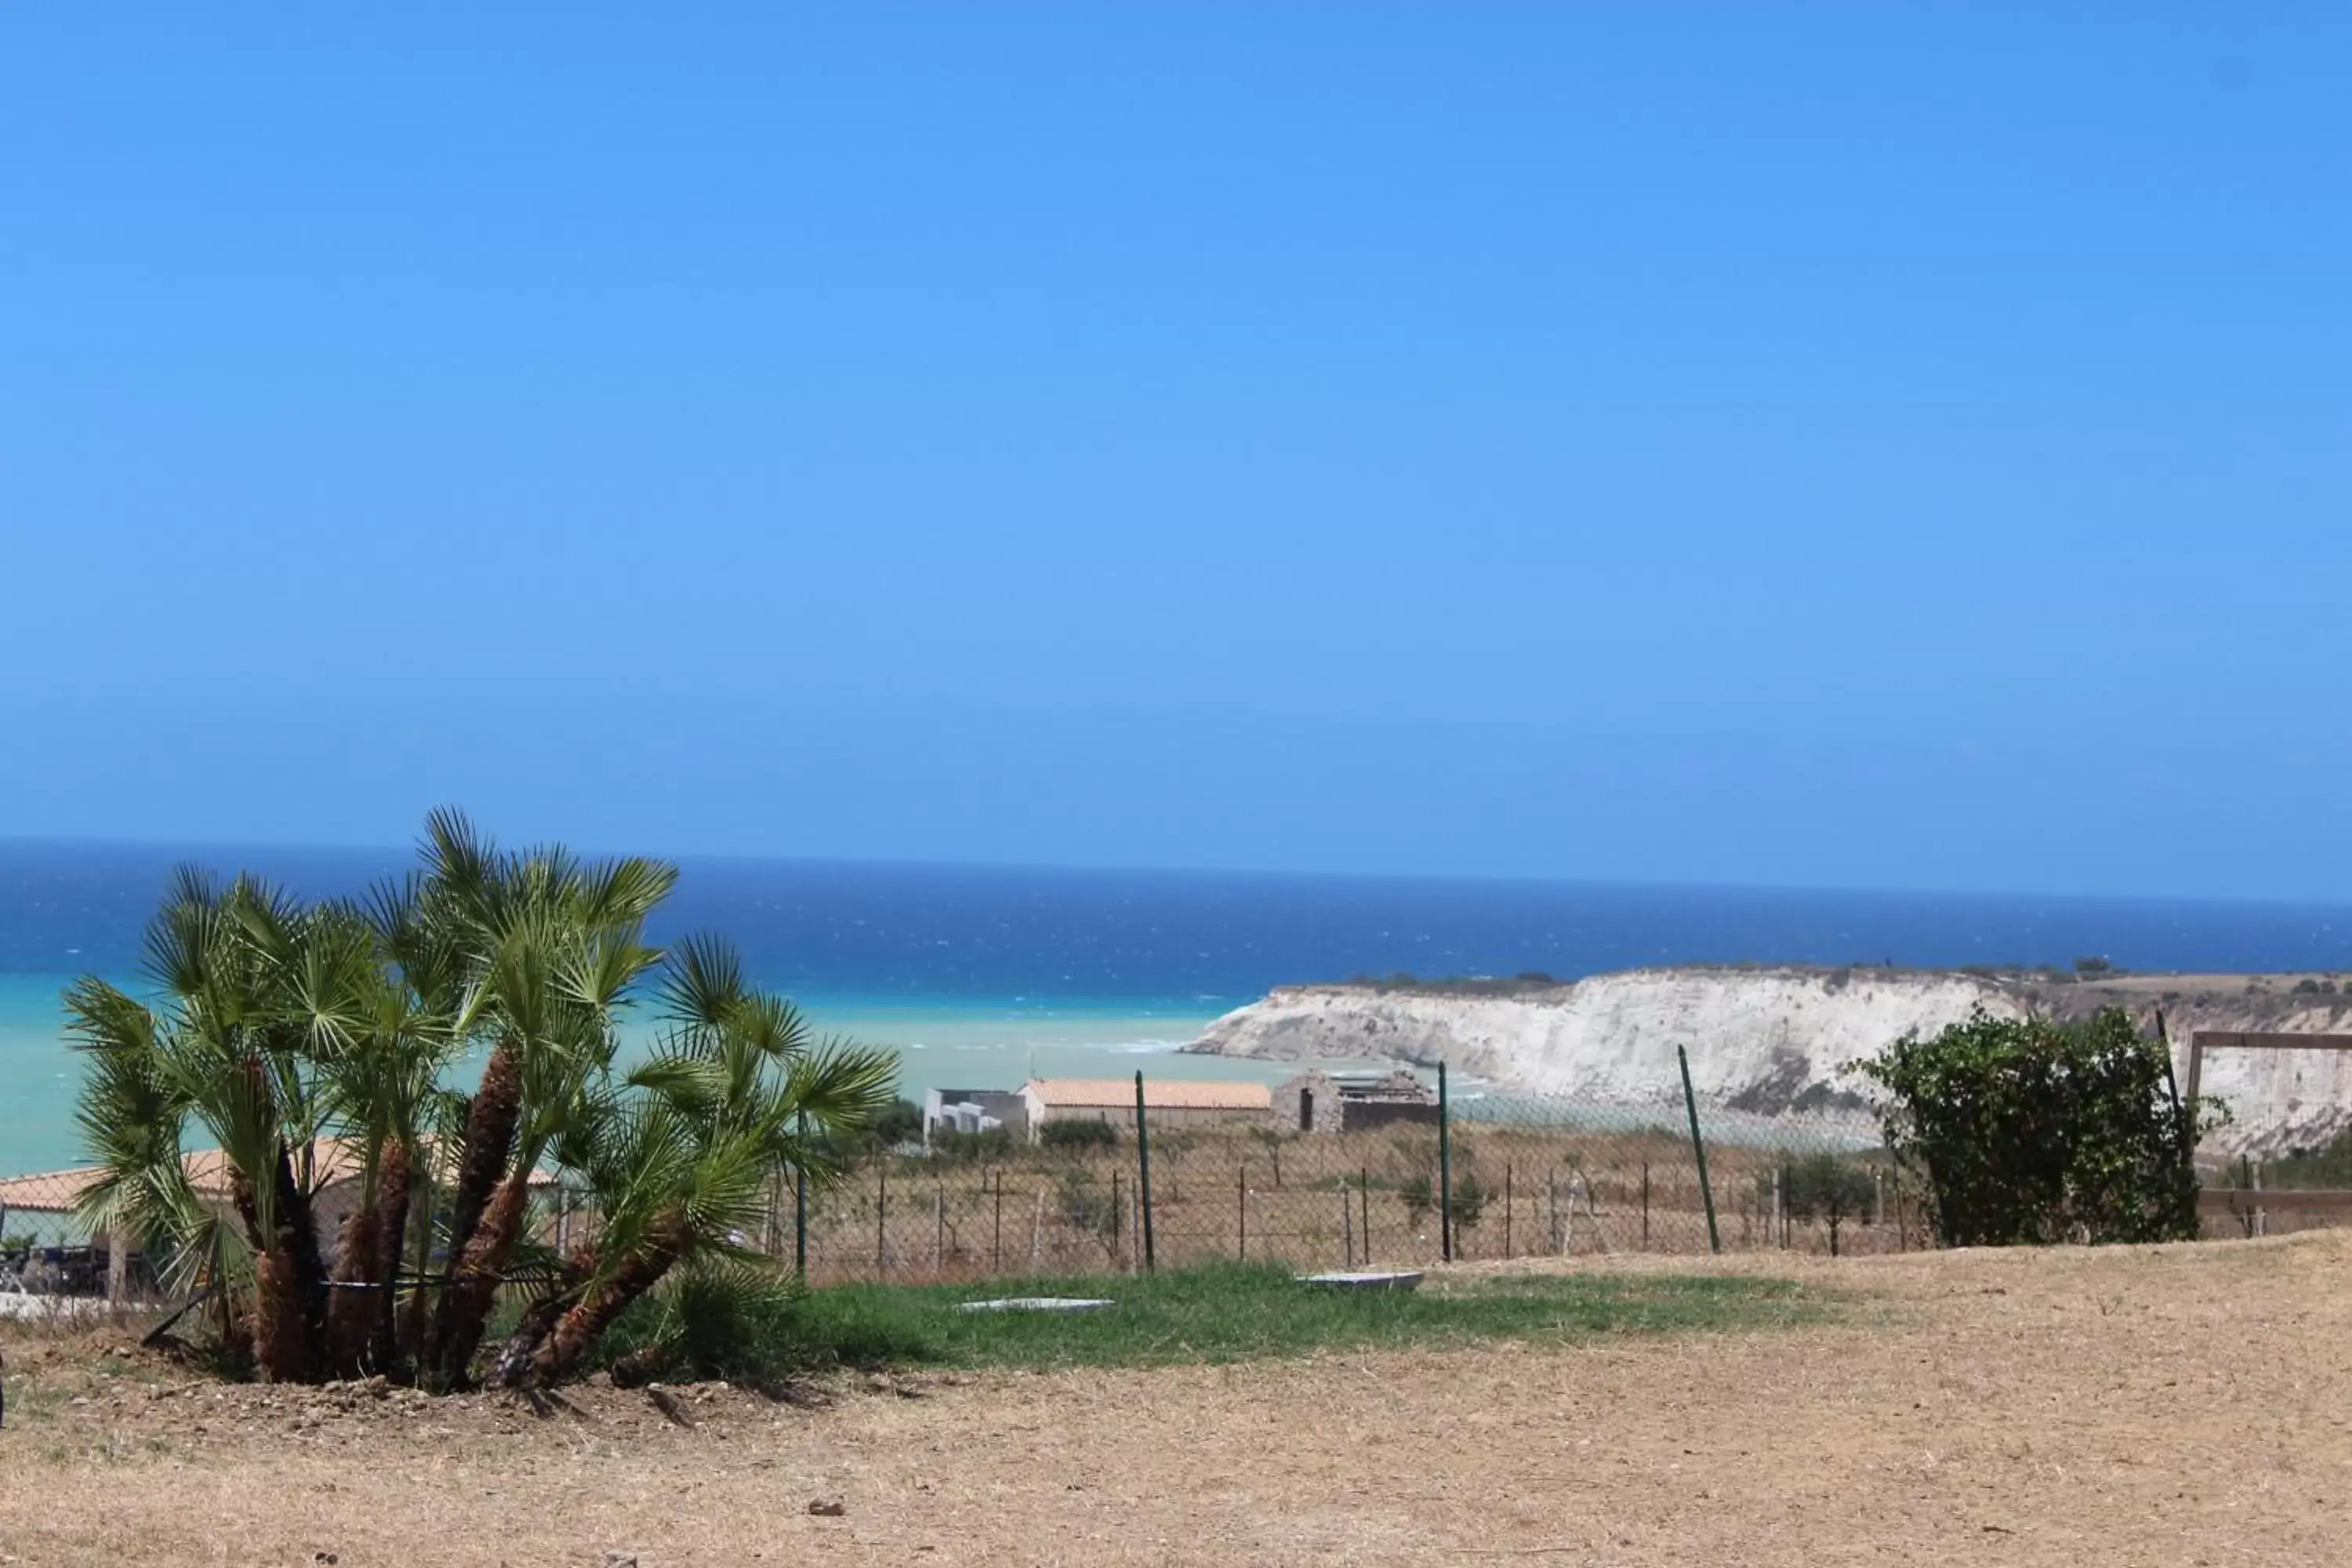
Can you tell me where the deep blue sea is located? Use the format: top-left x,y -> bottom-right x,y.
6,837 -> 2350,1176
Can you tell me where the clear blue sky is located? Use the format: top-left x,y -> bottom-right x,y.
2,8 -> 2345,901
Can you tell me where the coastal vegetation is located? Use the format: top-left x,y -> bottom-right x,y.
1857,1007 -> 2217,1247
65,810 -> 895,1389
1771,1154 -> 1878,1257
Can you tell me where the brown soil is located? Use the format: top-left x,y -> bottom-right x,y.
4,1232 -> 2349,1566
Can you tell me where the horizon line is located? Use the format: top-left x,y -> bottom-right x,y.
2,830 -> 2348,916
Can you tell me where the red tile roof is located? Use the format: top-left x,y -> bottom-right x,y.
1025,1078 -> 1271,1110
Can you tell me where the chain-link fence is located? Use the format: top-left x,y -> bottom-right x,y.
764,1069 -> 1919,1287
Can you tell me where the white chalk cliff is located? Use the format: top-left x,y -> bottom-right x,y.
1185,967 -> 2352,1156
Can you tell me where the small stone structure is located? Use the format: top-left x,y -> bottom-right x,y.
1272,1069 -> 1439,1134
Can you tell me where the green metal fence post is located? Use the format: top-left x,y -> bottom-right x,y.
1679,1044 -> 1721,1254
1134,1070 -> 1156,1272
1439,1061 -> 1454,1264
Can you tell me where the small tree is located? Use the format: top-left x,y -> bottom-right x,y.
1778,1154 -> 1878,1256
1450,1170 -> 1490,1232
1856,1007 -> 2220,1247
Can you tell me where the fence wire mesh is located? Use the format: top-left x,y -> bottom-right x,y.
759,1073 -> 1922,1287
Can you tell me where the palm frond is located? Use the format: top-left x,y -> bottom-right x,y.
141,865 -> 223,996
780,1037 -> 901,1138
579,855 -> 680,931
728,992 -> 809,1060
655,933 -> 746,1029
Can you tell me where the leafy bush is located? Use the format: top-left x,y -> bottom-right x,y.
1774,1154 -> 1878,1256
597,1258 -> 806,1387
1397,1167 -> 1487,1233
1040,1118 -> 1120,1152
928,1126 -> 1016,1163
872,1098 -> 925,1148
1450,1171 -> 1490,1230
1857,1007 -> 2219,1247
1054,1169 -> 1113,1229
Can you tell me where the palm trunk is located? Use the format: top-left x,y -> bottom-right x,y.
397,1157 -> 435,1367
436,1166 -> 532,1385
226,1166 -> 267,1254
426,1040 -> 522,1377
323,1197 -> 381,1378
486,1239 -> 596,1390
253,1247 -> 310,1382
368,1139 -> 413,1375
273,1141 -> 332,1373
517,1209 -> 689,1389
251,1134 -> 329,1383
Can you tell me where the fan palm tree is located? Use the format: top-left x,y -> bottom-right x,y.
71,870 -> 375,1380
491,935 -> 895,1389
70,811 -> 894,1389
413,811 -> 674,1387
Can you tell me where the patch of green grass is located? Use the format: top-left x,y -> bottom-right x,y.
775,1263 -> 1827,1373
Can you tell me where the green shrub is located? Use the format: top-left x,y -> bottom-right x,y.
1450,1170 -> 1490,1230
1040,1118 -> 1120,1152
1399,1171 -> 1436,1226
872,1098 -> 925,1148
597,1258 -> 807,1387
928,1125 -> 1016,1163
1774,1154 -> 1878,1256
1397,1168 -> 1486,1232
1055,1170 -> 1123,1259
1857,1007 -> 2220,1247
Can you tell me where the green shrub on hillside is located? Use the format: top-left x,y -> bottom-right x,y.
929,1126 -> 1017,1163
1857,1007 -> 2220,1247
1040,1119 -> 1120,1152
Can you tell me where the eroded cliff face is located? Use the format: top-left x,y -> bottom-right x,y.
1185,967 -> 2352,1156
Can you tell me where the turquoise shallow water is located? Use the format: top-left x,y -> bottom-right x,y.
0,971 -> 1272,1178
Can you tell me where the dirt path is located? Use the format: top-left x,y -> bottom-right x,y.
4,1232 -> 2348,1566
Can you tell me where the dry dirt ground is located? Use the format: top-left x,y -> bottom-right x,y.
3,1232 -> 2349,1566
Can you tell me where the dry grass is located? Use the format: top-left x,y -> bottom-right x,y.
5,1232 -> 2350,1565
796,1123 -> 1904,1286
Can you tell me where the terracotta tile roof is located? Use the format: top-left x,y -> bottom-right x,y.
0,1136 -> 557,1216
0,1167 -> 100,1215
1025,1078 -> 1271,1111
